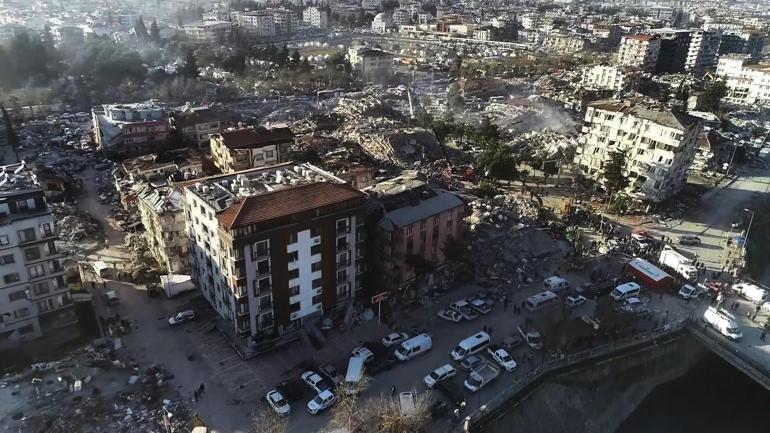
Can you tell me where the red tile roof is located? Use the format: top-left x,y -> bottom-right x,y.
217,182 -> 365,229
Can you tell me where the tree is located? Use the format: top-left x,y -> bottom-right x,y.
1,105 -> 20,163
180,50 -> 200,78
289,50 -> 301,67
478,142 -> 518,184
674,81 -> 689,102
149,19 -> 161,44
542,160 -> 559,184
359,394 -> 432,433
134,16 -> 149,42
702,79 -> 727,113
251,407 -> 287,433
329,375 -> 370,433
602,150 -> 629,198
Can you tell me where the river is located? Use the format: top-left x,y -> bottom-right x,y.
616,352 -> 770,433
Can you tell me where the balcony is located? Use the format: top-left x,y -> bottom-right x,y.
234,286 -> 247,299
236,307 -> 249,317
336,225 -> 350,235
337,259 -> 350,269
336,242 -> 349,252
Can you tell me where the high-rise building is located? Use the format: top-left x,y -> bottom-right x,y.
303,7 -> 328,29
716,55 -> 770,107
617,34 -> 661,73
652,29 -> 720,76
573,99 -> 702,203
0,162 -> 76,351
181,163 -> 366,352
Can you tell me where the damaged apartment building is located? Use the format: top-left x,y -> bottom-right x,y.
180,163 -> 365,354
573,99 -> 703,204
366,172 -> 466,299
138,187 -> 188,274
0,162 -> 76,351
210,127 -> 294,174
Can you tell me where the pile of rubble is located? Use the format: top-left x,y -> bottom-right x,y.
505,129 -> 578,159
52,203 -> 104,254
0,345 -> 191,433
466,194 -> 546,286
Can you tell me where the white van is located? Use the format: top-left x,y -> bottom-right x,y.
344,356 -> 365,393
733,283 -> 769,304
610,282 -> 641,301
394,333 -> 432,361
543,276 -> 570,294
703,306 -> 742,340
525,291 -> 559,312
451,331 -> 490,361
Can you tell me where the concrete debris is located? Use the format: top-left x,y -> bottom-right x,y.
52,203 -> 105,254
0,343 -> 191,433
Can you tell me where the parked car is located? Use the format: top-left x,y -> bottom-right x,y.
467,297 -> 492,314
487,347 -> 517,372
381,332 -> 409,347
265,389 -> 291,416
307,390 -> 335,415
351,346 -> 375,364
565,295 -> 586,308
168,310 -> 195,326
301,371 -> 330,394
319,363 -> 339,385
437,309 -> 463,322
631,232 -> 654,249
677,235 -> 702,245
423,364 -> 457,388
459,355 -> 483,372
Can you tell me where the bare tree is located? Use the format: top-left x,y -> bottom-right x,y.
251,406 -> 288,433
329,375 -> 371,433
361,393 -> 431,433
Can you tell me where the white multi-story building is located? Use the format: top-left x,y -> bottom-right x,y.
0,162 -> 75,351
348,46 -> 393,83
265,8 -> 297,34
182,20 -> 233,43
236,12 -> 276,37
371,12 -> 393,33
684,30 -> 721,76
574,99 -> 703,203
302,7 -> 328,29
581,65 -> 640,92
617,34 -> 661,73
181,163 -> 365,352
716,55 -> 770,106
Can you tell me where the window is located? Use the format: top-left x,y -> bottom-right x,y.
288,232 -> 298,244
24,247 -> 41,261
289,302 -> 300,313
259,312 -> 274,330
406,226 -> 413,236
265,150 -> 274,159
28,264 -> 45,278
336,218 -> 349,234
0,254 -> 14,265
13,307 -> 29,318
312,278 -> 322,289
0,235 -> 8,246
312,294 -> 323,305
253,277 -> 271,296
41,223 -> 52,237
311,244 -> 321,256
311,261 -> 322,272
336,236 -> 347,252
18,228 -> 36,243
289,285 -> 300,296
337,252 -> 348,266
337,269 -> 347,283
254,153 -> 264,161
17,199 -> 29,210
252,240 -> 269,259
288,269 -> 299,280
8,290 -> 26,301
3,273 -> 19,284
260,294 -> 272,309
256,259 -> 270,275
420,221 -> 426,231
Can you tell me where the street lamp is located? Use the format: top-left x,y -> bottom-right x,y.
743,208 -> 755,250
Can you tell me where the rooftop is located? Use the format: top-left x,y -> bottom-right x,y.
214,127 -> 294,149
181,162 -> 349,217
138,186 -> 183,214
0,162 -> 41,195
120,148 -> 203,175
589,99 -> 700,131
218,182 -> 365,229
370,172 -> 464,230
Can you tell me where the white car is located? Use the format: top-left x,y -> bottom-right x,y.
168,310 -> 195,325
381,332 -> 409,347
351,346 -> 375,363
265,389 -> 290,416
437,309 -> 463,322
307,390 -> 335,415
422,364 -> 457,388
566,295 -> 586,308
488,348 -> 517,372
301,371 -> 330,394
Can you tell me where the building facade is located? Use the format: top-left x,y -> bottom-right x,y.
210,128 -> 294,174
303,7 -> 328,29
235,12 -> 276,37
138,187 -> 188,274
617,34 -> 661,73
543,33 -> 588,54
0,163 -> 75,351
348,47 -> 393,83
653,29 -> 720,76
181,163 -> 365,351
716,56 -> 770,106
573,99 -> 703,203
92,104 -> 171,159
182,20 -> 233,43
581,65 -> 640,92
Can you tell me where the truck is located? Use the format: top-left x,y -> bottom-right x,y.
702,306 -> 742,340
733,282 -> 769,304
517,324 -> 543,350
626,258 -> 674,291
463,362 -> 500,392
658,246 -> 698,281
344,356 -> 365,393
